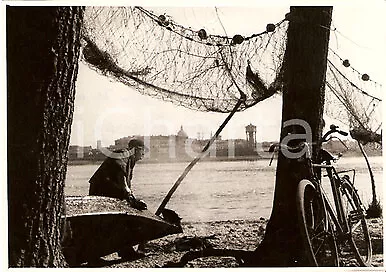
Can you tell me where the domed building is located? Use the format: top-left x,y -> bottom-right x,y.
176,125 -> 188,143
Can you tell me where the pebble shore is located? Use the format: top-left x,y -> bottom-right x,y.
80,217 -> 383,268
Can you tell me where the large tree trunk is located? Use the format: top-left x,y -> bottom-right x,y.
249,7 -> 333,266
7,6 -> 84,267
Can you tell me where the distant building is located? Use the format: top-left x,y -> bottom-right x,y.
108,124 -> 259,160
108,126 -> 192,161
113,136 -> 140,150
245,123 -> 257,150
68,121 -> 382,163
68,145 -> 93,160
69,124 -> 260,162
177,126 -> 188,141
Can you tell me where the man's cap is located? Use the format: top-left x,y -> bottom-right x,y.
128,138 -> 149,152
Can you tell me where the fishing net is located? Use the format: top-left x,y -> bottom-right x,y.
81,6 -> 288,113
325,49 -> 382,145
81,7 -> 382,145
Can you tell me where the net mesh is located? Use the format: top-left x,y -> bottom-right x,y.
325,49 -> 382,144
81,6 -> 382,144
81,6 -> 288,113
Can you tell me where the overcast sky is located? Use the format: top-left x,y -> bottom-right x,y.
69,4 -> 385,148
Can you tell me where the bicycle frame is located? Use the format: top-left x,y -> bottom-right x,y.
311,162 -> 351,237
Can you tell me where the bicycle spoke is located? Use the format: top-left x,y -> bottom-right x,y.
314,241 -> 326,257
313,232 -> 333,256
311,231 -> 326,241
351,220 -> 362,233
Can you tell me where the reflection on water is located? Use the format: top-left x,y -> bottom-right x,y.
65,156 -> 383,222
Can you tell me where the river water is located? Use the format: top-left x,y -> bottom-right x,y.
65,156 -> 383,223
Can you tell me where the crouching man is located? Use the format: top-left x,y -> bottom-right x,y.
88,138 -> 148,260
89,138 -> 148,210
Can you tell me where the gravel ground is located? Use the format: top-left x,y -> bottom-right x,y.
78,217 -> 383,268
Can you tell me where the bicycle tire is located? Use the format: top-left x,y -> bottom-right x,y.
340,178 -> 372,266
296,179 -> 339,266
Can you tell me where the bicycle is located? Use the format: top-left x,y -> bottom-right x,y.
292,125 -> 372,266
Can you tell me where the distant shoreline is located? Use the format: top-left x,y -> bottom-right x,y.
67,156 -> 263,165
67,151 -> 382,166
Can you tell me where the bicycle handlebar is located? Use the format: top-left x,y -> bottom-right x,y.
268,124 -> 348,161
322,124 -> 348,142
338,130 -> 348,136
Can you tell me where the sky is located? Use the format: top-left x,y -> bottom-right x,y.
64,3 -> 385,148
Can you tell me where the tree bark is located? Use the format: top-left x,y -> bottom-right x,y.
7,6 -> 84,267
249,7 -> 333,266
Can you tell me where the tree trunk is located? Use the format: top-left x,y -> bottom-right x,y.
7,6 -> 84,267
249,7 -> 333,266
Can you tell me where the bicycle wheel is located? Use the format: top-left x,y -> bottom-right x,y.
296,179 -> 339,266
340,178 -> 372,266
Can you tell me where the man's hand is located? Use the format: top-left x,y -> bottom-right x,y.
127,195 -> 147,210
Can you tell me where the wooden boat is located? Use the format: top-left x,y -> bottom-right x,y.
62,196 -> 182,265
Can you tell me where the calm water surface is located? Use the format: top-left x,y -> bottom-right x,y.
65,156 -> 383,222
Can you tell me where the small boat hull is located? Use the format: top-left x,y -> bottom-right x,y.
63,196 -> 181,265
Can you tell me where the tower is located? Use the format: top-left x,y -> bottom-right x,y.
245,123 -> 257,149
